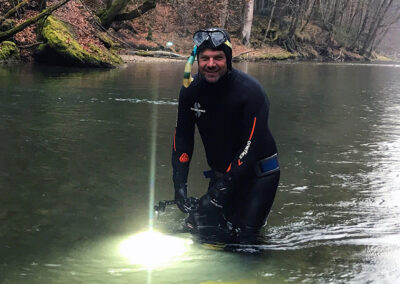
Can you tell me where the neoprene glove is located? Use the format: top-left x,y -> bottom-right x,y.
208,175 -> 232,209
174,185 -> 191,213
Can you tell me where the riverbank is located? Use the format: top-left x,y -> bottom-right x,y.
117,47 -> 397,65
1,0 -> 397,67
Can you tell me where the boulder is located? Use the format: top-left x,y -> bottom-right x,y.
35,16 -> 123,68
0,40 -> 20,63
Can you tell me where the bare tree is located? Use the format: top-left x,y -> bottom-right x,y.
242,0 -> 254,45
300,0 -> 317,32
287,0 -> 302,38
262,0 -> 277,42
360,0 -> 394,55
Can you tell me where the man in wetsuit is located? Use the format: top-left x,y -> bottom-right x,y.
172,28 -> 280,239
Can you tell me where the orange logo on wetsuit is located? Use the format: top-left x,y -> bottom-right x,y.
179,153 -> 190,163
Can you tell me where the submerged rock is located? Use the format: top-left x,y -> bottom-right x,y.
35,16 -> 123,68
0,41 -> 20,64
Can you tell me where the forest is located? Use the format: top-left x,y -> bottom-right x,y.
1,0 -> 400,66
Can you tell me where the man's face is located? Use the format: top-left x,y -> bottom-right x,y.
198,49 -> 228,83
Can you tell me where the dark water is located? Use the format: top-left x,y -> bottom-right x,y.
1,61 -> 399,283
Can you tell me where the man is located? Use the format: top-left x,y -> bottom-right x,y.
172,28 -> 280,239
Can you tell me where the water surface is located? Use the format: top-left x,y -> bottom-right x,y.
1,62 -> 399,283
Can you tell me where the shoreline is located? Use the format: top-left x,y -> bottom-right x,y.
119,53 -> 400,65
2,53 -> 398,67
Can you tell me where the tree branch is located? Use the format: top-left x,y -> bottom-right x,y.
113,0 -> 156,22
0,0 -> 71,42
4,0 -> 32,19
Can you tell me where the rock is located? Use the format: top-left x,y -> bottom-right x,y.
0,40 -> 20,63
35,16 -> 123,68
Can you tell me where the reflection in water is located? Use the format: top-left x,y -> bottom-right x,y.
1,62 -> 400,283
147,71 -> 159,232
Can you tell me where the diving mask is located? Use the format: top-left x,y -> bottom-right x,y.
193,28 -> 232,49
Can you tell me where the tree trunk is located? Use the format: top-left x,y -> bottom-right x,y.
371,11 -> 400,54
220,0 -> 229,29
0,0 -> 70,42
317,0 -> 327,26
39,0 -> 47,11
263,0 -> 276,42
337,0 -> 350,28
360,0 -> 394,55
287,0 -> 301,39
105,0 -> 112,9
369,26 -> 389,56
346,0 -> 362,34
329,0 -> 340,31
300,0 -> 317,32
98,0 -> 130,28
350,1 -> 370,51
241,0 -> 254,45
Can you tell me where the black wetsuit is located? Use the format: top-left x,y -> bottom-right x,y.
172,68 -> 280,231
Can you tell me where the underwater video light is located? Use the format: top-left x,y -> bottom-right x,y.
119,230 -> 193,269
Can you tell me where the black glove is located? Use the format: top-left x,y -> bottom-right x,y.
208,175 -> 232,209
174,186 -> 191,213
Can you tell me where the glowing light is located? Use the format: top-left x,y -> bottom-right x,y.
119,231 -> 193,268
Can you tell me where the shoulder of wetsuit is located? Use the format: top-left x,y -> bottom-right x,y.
190,73 -> 203,87
179,75 -> 201,98
231,69 -> 263,89
229,69 -> 267,100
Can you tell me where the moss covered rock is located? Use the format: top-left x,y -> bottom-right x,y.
36,16 -> 123,68
254,50 -> 296,60
0,41 -> 20,63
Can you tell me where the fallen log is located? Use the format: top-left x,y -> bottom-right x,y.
133,50 -> 184,58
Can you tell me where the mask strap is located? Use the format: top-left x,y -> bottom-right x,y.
224,40 -> 232,49
183,45 -> 197,88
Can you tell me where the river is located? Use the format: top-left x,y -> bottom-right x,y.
1,61 -> 399,283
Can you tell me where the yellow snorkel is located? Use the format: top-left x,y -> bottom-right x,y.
183,45 -> 197,88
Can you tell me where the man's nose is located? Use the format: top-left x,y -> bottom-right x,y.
207,58 -> 216,67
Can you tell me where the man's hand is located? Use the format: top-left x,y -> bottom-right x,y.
174,186 -> 191,213
208,175 -> 232,209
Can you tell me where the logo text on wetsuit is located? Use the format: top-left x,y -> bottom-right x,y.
239,140 -> 251,159
191,102 -> 206,118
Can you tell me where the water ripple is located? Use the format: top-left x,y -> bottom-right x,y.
112,97 -> 178,105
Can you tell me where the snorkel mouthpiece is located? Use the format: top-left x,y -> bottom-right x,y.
183,45 -> 197,88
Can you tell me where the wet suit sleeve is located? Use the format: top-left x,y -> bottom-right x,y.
172,86 -> 195,191
226,83 -> 271,182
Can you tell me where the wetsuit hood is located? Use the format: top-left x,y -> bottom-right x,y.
196,40 -> 232,71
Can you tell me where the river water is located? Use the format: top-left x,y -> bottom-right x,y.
1,61 -> 399,283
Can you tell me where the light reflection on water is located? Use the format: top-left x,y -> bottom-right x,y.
1,62 -> 400,283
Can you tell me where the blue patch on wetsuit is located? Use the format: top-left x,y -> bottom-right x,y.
257,153 -> 279,177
